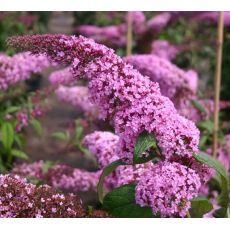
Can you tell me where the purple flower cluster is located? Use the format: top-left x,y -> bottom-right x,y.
151,40 -> 182,61
180,99 -> 230,123
75,24 -> 127,47
82,131 -> 154,189
48,67 -> 76,86
12,161 -> 45,180
193,12 -> 230,26
17,14 -> 38,28
146,12 -> 171,33
0,174 -> 85,218
47,165 -> 101,192
12,162 -> 100,192
82,131 -> 120,168
0,52 -> 51,91
8,34 -> 200,164
75,12 -> 146,47
114,162 -> 153,188
15,111 -> 29,132
55,85 -> 98,118
135,162 -> 201,217
128,11 -> 146,35
8,35 -> 204,217
123,54 -> 198,110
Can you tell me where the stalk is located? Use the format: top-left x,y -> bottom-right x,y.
213,12 -> 224,158
126,11 -> 133,56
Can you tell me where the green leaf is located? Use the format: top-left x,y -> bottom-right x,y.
78,144 -> 92,158
189,197 -> 213,218
193,152 -> 229,217
75,126 -> 83,141
213,208 -> 229,218
1,122 -> 14,152
191,100 -> 207,115
199,135 -> 209,150
30,119 -> 43,136
97,159 -> 125,203
134,131 -> 158,164
51,132 -> 68,141
26,176 -> 43,186
11,149 -> 29,160
103,184 -> 154,218
42,160 -> 54,174
0,157 -> 6,173
5,106 -> 20,114
14,135 -> 23,148
197,120 -> 214,134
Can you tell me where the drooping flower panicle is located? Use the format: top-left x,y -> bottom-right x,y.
8,34 -> 200,164
0,52 -> 52,91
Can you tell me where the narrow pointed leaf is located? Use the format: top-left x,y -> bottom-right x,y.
11,149 -> 29,160
134,131 -> 158,164
1,122 -> 14,152
193,152 -> 229,217
97,159 -> 125,203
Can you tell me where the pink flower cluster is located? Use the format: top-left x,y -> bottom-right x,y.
193,12 -> 230,26
55,85 -> 98,118
47,164 -> 101,192
8,35 -> 203,217
0,52 -> 51,91
48,67 -> 75,86
135,161 -> 201,217
75,24 -> 127,47
128,11 -> 146,35
74,12 -> 230,50
3,85 -> 54,132
12,160 -> 45,179
82,131 -> 154,189
146,12 -> 171,33
75,12 -> 146,47
151,40 -> 182,61
17,14 -> 38,28
0,174 -> 85,218
15,111 -> 29,132
123,54 -> 198,110
82,131 -> 120,168
180,99 -> 230,123
139,12 -> 196,35
12,161 -> 100,193
8,34 -> 200,163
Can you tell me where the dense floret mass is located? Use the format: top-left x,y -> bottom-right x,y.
55,85 -> 98,118
0,174 -> 85,218
7,34 -> 200,164
12,162 -> 100,193
0,52 -> 51,90
135,162 -> 201,217
82,131 -> 120,168
48,67 -> 75,86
